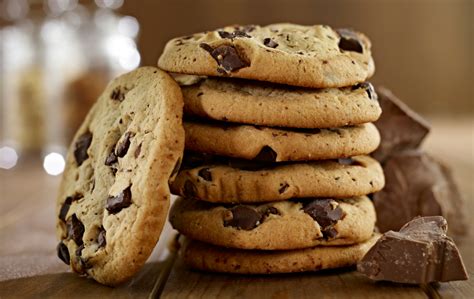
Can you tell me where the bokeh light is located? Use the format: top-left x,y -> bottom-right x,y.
0,146 -> 19,170
43,152 -> 66,176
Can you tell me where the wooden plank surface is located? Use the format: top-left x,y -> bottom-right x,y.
0,118 -> 473,298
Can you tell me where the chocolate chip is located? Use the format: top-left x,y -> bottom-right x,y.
224,206 -> 262,230
322,227 -> 338,238
110,86 -> 127,101
106,185 -> 132,214
254,146 -> 277,162
198,168 -> 212,181
218,30 -> 250,39
183,180 -> 197,198
278,183 -> 289,194
105,151 -> 118,166
352,82 -> 377,100
74,131 -> 93,166
263,38 -> 278,48
302,199 -> 344,228
67,214 -> 85,246
134,143 -> 142,158
59,194 -> 82,222
336,28 -> 363,53
75,244 -> 84,257
199,43 -> 250,73
97,227 -> 106,248
57,242 -> 70,265
233,30 -> 251,38
115,132 -> 134,158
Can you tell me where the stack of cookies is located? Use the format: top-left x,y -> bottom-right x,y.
158,23 -> 385,274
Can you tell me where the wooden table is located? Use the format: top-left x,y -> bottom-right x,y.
1,118 -> 472,298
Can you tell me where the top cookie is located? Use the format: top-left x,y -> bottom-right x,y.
158,23 -> 375,88
55,67 -> 185,285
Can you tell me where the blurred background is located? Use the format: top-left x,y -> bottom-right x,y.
0,0 -> 472,175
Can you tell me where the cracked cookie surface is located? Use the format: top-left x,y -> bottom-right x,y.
158,23 -> 374,88
55,67 -> 185,285
170,196 -> 376,250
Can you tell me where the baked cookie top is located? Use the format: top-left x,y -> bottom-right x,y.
184,120 -> 380,161
158,23 -> 375,88
170,196 -> 376,250
178,77 -> 380,128
171,154 -> 384,203
55,67 -> 185,285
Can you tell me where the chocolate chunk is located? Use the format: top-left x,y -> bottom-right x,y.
372,87 -> 431,163
75,244 -> 84,257
134,143 -> 142,158
67,214 -> 85,246
57,242 -> 70,265
254,146 -> 277,162
260,206 -> 280,222
278,183 -> 289,194
322,227 -> 338,239
218,30 -> 251,39
59,194 -> 82,222
352,82 -> 377,100
183,180 -> 197,198
200,43 -> 250,73
263,38 -> 278,48
224,206 -> 262,230
358,216 -> 468,283
336,28 -> 363,53
97,227 -> 106,248
198,168 -> 212,181
105,151 -> 118,166
115,132 -> 134,158
106,185 -> 132,214
373,151 -> 467,236
74,131 -> 93,166
110,86 -> 127,101
302,199 -> 344,229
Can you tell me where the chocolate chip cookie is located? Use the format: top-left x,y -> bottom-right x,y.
179,234 -> 379,274
158,24 -> 374,88
171,155 -> 384,203
170,196 -> 376,250
55,67 -> 185,285
179,77 -> 381,129
184,120 -> 380,161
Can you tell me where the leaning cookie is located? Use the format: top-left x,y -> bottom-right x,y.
184,120 -> 380,162
170,196 -> 376,250
55,67 -> 185,285
179,234 -> 380,274
171,155 -> 384,203
159,23 -> 374,88
181,77 -> 380,129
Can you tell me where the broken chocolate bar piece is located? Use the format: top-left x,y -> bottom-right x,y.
372,87 -> 431,163
373,150 -> 467,236
358,216 -> 468,284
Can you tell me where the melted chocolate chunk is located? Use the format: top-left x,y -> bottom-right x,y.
199,43 -> 250,73
260,206 -> 280,222
336,28 -> 363,53
254,146 -> 277,162
322,227 -> 338,239
67,214 -> 85,246
105,151 -> 118,166
74,131 -> 93,166
183,180 -> 197,198
278,183 -> 289,194
263,38 -> 278,48
59,194 -> 82,222
302,199 -> 344,228
115,132 -> 134,158
57,242 -> 70,265
352,82 -> 377,100
224,206 -> 262,230
358,216 -> 468,284
198,168 -> 212,181
97,227 -> 106,248
110,86 -> 127,101
106,185 -> 132,214
218,30 -> 251,39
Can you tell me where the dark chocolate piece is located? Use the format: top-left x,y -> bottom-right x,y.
358,216 -> 468,284
373,151 -> 467,236
254,146 -> 277,162
223,206 -> 262,230
57,242 -> 70,265
115,131 -> 134,158
302,199 -> 344,238
66,214 -> 85,246
97,227 -> 106,248
200,43 -> 250,73
198,168 -> 212,181
74,131 -> 93,166
104,151 -> 118,166
106,185 -> 132,214
336,28 -> 363,53
372,87 -> 431,162
352,82 -> 377,100
263,38 -> 278,48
